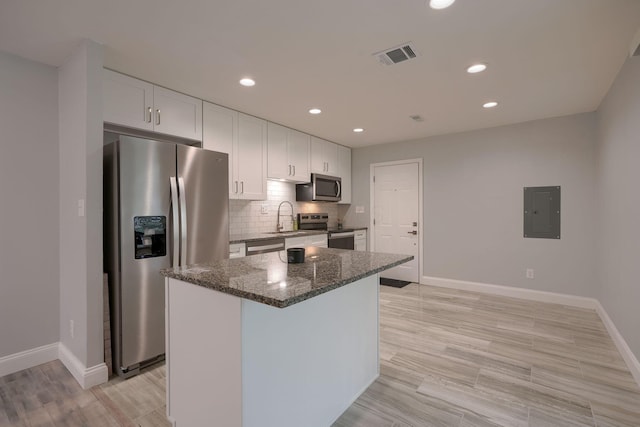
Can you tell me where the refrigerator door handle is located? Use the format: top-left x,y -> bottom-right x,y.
169,176 -> 180,269
177,176 -> 188,266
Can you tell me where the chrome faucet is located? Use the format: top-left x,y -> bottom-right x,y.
277,201 -> 294,232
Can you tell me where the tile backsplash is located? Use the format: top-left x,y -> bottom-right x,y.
229,180 -> 339,235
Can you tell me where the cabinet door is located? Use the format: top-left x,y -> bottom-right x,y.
310,137 -> 338,175
153,86 -> 203,142
310,137 -> 328,174
324,141 -> 339,176
354,230 -> 367,251
229,243 -> 246,258
337,145 -> 351,204
285,236 -> 307,249
103,69 -> 153,131
267,122 -> 289,180
288,129 -> 310,182
237,114 -> 267,200
308,234 -> 328,248
203,102 -> 238,198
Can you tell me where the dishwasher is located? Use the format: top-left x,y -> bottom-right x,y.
245,237 -> 286,256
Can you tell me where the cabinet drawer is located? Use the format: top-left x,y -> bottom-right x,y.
229,243 -> 246,258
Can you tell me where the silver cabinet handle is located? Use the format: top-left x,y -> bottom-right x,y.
178,177 -> 188,266
240,181 -> 244,194
234,181 -> 238,194
147,107 -> 152,123
156,109 -> 161,125
288,165 -> 292,176
293,165 -> 296,176
407,230 -> 417,235
169,177 -> 180,268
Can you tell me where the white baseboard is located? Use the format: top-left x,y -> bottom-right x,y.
58,343 -> 109,389
594,301 -> 640,386
0,343 -> 59,377
421,275 -> 598,309
421,275 -> 640,388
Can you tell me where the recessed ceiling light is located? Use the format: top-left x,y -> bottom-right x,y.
483,101 -> 498,108
429,0 -> 456,10
239,78 -> 255,87
467,63 -> 487,74
353,128 -> 364,133
309,108 -> 322,115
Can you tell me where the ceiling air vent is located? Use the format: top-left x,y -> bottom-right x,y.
374,42 -> 419,66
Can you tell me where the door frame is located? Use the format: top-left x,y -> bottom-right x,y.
369,158 -> 424,283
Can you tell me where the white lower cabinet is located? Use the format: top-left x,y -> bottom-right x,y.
354,230 -> 367,251
229,243 -> 246,259
285,234 -> 328,249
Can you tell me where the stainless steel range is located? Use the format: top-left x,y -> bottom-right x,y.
298,213 -> 355,250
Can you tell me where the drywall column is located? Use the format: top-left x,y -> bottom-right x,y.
58,39 -> 107,388
596,55 -> 640,362
0,52 -> 60,371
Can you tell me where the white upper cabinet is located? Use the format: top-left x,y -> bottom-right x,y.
237,113 -> 267,200
267,122 -> 310,182
103,69 -> 153,131
203,102 -> 267,200
152,86 -> 202,141
288,129 -> 310,181
337,145 -> 352,204
310,137 -> 338,176
203,102 -> 237,197
103,69 -> 202,141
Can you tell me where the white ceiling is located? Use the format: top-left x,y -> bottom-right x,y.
1,0 -> 639,148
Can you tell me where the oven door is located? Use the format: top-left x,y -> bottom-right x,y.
328,231 -> 355,250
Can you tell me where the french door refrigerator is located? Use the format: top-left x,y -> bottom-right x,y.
104,133 -> 229,377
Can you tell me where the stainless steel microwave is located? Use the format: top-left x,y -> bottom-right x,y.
296,174 -> 342,202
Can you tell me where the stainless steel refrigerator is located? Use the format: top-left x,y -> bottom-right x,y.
104,133 -> 229,377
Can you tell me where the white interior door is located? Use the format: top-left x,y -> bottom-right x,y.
373,162 -> 420,282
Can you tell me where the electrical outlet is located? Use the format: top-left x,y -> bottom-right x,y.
355,206 -> 365,214
526,268 -> 534,279
70,320 -> 75,338
261,204 -> 269,214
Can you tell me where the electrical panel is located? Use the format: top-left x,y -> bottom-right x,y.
524,186 -> 560,239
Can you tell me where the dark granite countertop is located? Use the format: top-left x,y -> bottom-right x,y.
229,229 -> 327,244
327,226 -> 368,233
160,247 -> 412,308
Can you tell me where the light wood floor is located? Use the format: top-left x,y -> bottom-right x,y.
2,284 -> 640,426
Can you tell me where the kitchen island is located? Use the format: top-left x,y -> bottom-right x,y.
160,247 -> 412,427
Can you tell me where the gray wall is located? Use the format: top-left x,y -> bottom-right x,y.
345,113 -> 598,297
596,56 -> 640,357
0,51 -> 60,357
58,40 -> 105,368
